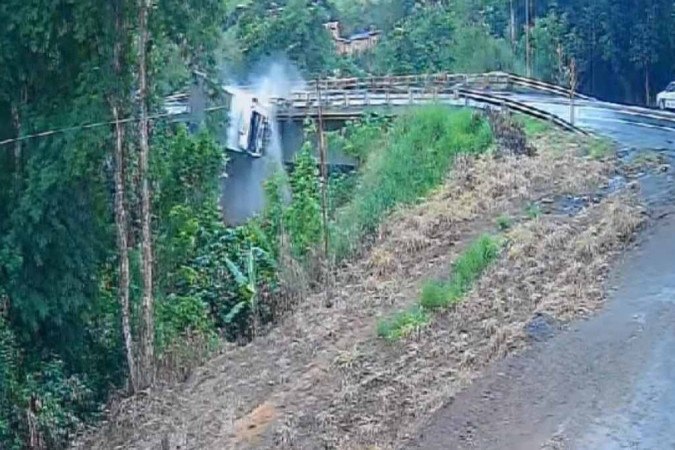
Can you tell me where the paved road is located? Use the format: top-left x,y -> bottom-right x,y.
513,93 -> 675,150
408,95 -> 675,450
409,216 -> 675,450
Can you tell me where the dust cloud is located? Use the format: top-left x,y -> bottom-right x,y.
220,61 -> 304,225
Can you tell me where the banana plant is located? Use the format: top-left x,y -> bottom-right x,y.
223,246 -> 261,332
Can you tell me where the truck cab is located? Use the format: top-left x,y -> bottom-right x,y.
656,82 -> 675,110
230,95 -> 271,158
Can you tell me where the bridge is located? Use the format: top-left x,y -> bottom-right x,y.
216,72 -> 675,223
272,72 -> 586,133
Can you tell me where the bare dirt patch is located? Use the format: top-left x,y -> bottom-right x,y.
75,131 -> 642,450
234,402 -> 278,445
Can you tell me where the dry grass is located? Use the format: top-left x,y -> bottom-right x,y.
283,195 -> 644,450
74,131 -> 644,450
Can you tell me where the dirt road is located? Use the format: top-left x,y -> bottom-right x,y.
409,209 -> 675,449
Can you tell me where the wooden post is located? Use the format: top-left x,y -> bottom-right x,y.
316,81 -> 330,258
569,58 -> 578,125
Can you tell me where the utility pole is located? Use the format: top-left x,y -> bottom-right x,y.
315,80 -> 330,259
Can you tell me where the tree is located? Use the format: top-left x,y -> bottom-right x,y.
137,0 -> 155,390
0,0 -> 226,442
109,0 -> 137,392
373,7 -> 456,75
529,12 -> 573,83
630,0 -> 660,105
234,0 -> 336,76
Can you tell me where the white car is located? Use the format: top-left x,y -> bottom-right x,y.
656,81 -> 675,110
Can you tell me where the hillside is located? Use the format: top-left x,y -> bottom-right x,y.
76,121 -> 645,449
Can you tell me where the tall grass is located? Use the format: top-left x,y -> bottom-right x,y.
420,234 -> 502,309
331,107 -> 492,259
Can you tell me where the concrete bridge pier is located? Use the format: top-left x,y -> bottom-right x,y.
221,116 -> 357,225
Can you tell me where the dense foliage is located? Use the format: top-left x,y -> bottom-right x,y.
1,0 -> 674,447
219,0 -> 675,103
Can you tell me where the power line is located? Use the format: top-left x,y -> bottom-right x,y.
0,104 -> 231,147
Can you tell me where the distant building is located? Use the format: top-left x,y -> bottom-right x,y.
324,21 -> 380,56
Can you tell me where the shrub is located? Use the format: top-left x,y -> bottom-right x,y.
332,114 -> 391,164
496,214 -> 513,231
526,202 -> 542,219
327,171 -> 357,215
286,144 -> 323,260
21,360 -> 95,450
0,314 -> 20,449
155,294 -> 215,352
420,280 -> 450,309
186,225 -> 278,340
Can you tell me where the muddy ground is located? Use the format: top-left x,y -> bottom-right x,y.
75,131 -> 655,450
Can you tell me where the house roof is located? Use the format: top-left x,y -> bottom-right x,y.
348,30 -> 380,41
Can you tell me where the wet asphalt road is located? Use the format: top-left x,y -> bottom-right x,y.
515,93 -> 675,150
408,96 -> 675,450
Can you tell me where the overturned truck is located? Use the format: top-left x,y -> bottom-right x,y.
228,95 -> 271,158
164,73 -> 273,158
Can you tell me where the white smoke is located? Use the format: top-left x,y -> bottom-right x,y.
220,60 -> 305,225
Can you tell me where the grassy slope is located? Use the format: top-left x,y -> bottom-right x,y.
331,107 -> 492,259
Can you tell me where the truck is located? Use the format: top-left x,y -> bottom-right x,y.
656,81 -> 675,110
230,97 -> 271,158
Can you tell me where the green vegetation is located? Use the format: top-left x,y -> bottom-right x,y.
331,108 -> 492,259
3,0 -> 674,444
519,116 -> 554,137
526,203 -> 542,219
587,138 -> 615,160
419,280 -> 452,310
0,0 -> 229,442
379,234 -> 502,341
220,0 -> 675,105
496,214 -> 514,231
377,306 -> 429,341
420,235 -> 502,310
